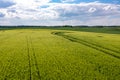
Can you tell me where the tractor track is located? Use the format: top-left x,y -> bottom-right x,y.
52,32 -> 120,60
29,37 -> 41,80
26,36 -> 32,80
26,36 -> 41,80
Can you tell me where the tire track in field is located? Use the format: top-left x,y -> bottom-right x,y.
26,36 -> 32,80
29,37 -> 41,80
52,32 -> 120,60
52,32 -> 120,53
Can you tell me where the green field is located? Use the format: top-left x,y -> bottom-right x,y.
0,28 -> 120,80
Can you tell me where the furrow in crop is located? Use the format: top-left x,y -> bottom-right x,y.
26,36 -> 32,80
2,53 -> 15,80
29,37 -> 41,80
52,32 -> 120,60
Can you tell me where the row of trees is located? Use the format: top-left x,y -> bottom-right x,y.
0,25 -> 120,28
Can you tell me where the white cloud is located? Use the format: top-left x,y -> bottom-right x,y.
0,1 -> 120,25
88,7 -> 96,13
10,0 -> 51,10
61,0 -> 75,3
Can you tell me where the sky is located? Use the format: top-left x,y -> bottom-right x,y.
0,0 -> 120,26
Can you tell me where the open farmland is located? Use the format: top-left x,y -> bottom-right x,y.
0,28 -> 120,80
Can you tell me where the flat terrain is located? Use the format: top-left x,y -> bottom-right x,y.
0,28 -> 120,80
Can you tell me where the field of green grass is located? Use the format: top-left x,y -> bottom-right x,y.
0,28 -> 120,80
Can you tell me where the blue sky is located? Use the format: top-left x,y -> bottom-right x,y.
0,0 -> 120,25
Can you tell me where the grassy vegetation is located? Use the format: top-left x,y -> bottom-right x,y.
0,28 -> 120,80
50,27 -> 120,34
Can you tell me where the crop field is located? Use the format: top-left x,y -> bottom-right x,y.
0,28 -> 120,80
